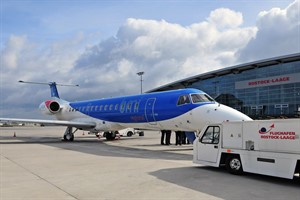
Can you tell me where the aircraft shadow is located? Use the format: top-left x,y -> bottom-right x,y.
149,166 -> 300,200
0,135 -> 100,144
0,135 -> 193,161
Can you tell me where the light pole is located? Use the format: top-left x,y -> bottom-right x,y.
137,71 -> 144,94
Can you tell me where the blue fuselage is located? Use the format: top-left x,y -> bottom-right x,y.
69,88 -> 212,124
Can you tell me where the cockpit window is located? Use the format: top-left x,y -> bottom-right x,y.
177,95 -> 191,106
191,93 -> 215,103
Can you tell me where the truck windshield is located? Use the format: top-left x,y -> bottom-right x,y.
201,126 -> 220,144
191,93 -> 215,103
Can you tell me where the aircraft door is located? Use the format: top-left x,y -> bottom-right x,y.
145,98 -> 157,125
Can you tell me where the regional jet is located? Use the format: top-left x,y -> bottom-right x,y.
0,81 -> 252,141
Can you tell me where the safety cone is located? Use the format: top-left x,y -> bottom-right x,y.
13,132 -> 16,137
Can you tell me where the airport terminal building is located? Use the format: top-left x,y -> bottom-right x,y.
149,53 -> 300,119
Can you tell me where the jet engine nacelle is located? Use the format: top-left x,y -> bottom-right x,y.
39,100 -> 61,115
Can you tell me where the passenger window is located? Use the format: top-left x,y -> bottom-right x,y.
109,104 -> 113,111
200,126 -> 220,144
127,102 -> 132,112
99,105 -> 103,111
115,104 -> 119,110
104,105 -> 108,111
120,101 -> 126,113
134,102 -> 139,112
177,95 -> 191,106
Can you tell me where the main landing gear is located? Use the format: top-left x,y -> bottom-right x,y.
62,127 -> 118,141
96,131 -> 118,141
63,127 -> 78,141
104,131 -> 117,141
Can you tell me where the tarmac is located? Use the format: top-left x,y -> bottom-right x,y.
1,126 -> 299,200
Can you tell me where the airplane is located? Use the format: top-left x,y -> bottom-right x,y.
0,81 -> 252,141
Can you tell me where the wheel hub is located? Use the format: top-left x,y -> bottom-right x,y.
230,158 -> 241,170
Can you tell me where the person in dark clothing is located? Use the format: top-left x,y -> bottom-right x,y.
182,132 -> 187,144
175,131 -> 183,145
165,130 -> 172,145
161,130 -> 166,145
180,131 -> 190,144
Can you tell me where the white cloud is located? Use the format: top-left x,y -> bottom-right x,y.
2,35 -> 27,69
73,11 -> 256,94
0,34 -> 91,118
1,2 -> 299,118
208,8 -> 243,29
237,0 -> 300,62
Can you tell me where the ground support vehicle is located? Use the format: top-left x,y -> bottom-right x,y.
118,128 -> 144,137
94,128 -> 144,140
193,119 -> 300,179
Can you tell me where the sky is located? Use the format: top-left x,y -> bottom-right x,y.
1,0 -> 300,118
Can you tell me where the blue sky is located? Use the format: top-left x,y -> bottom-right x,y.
1,0 -> 299,118
1,0 -> 292,45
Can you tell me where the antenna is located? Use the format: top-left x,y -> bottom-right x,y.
18,80 -> 79,87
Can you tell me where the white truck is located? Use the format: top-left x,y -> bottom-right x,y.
118,128 -> 144,137
95,128 -> 144,140
193,118 -> 300,179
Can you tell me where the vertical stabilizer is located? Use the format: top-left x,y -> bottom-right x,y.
49,82 -> 60,98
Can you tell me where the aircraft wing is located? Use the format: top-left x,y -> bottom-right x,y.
0,118 -> 96,129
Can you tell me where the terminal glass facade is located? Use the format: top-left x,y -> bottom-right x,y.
189,61 -> 300,119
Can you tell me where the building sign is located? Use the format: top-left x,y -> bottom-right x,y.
235,73 -> 300,89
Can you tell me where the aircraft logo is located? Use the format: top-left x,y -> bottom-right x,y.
259,124 -> 275,134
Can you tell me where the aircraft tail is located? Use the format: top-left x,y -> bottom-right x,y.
49,82 -> 60,98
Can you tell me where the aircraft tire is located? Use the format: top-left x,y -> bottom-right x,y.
105,131 -> 116,141
63,133 -> 74,141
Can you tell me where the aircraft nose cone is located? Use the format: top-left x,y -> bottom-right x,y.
217,104 -> 252,121
191,103 -> 252,131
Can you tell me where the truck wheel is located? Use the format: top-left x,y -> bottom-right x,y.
127,131 -> 133,137
226,156 -> 243,175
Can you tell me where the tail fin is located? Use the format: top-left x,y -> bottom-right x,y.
49,82 -> 60,98
19,80 -> 79,99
